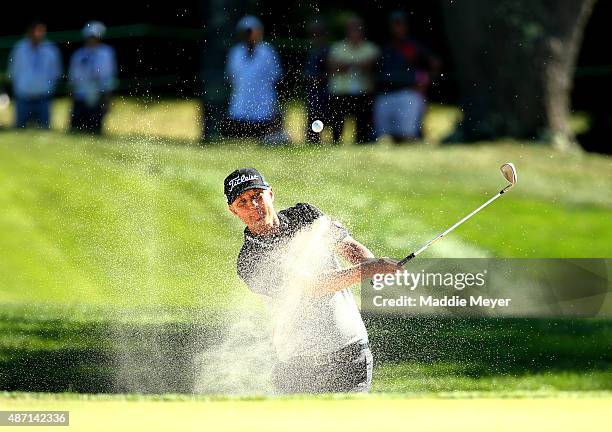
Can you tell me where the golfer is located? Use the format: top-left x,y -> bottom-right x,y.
224,168 -> 401,393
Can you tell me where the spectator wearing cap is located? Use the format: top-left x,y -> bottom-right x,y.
224,16 -> 289,145
303,19 -> 330,144
68,21 -> 117,134
374,11 -> 441,142
7,19 -> 62,129
327,16 -> 379,145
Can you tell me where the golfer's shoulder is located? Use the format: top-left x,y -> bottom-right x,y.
282,202 -> 324,223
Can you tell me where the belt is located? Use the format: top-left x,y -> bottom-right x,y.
289,341 -> 370,366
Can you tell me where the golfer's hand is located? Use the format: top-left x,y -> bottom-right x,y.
362,258 -> 402,278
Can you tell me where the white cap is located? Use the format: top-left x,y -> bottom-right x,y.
236,15 -> 263,33
82,21 -> 106,39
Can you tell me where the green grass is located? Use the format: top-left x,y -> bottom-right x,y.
0,131 -> 610,310
0,101 -> 611,397
374,364 -> 612,392
1,312 -> 609,394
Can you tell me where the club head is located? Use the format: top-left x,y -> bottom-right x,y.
500,163 -> 517,191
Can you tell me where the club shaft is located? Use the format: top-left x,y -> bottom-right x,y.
399,190 -> 504,266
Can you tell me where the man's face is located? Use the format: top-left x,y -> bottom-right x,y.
391,19 -> 408,39
229,188 -> 275,232
29,24 -> 47,44
243,27 -> 263,45
85,36 -> 101,47
346,21 -> 363,43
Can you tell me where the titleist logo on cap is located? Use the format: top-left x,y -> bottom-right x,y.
228,173 -> 260,192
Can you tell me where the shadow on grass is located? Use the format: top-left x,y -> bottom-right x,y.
364,315 -> 612,376
0,313 -> 610,394
0,319 -> 222,394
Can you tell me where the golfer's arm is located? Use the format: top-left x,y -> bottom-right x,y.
308,265 -> 366,298
306,237 -> 375,297
337,236 -> 375,265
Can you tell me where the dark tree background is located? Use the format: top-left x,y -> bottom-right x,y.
440,0 -> 597,149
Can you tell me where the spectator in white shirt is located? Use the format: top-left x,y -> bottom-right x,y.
327,16 -> 379,144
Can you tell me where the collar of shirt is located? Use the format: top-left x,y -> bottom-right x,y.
26,39 -> 46,50
244,213 -> 290,248
237,42 -> 264,57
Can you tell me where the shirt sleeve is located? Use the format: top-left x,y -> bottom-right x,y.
68,51 -> 79,87
329,218 -> 350,244
267,45 -> 282,83
292,202 -> 323,223
237,251 -> 257,292
100,47 -> 118,92
224,47 -> 237,82
366,42 -> 381,62
7,45 -> 18,80
327,42 -> 342,63
295,203 -> 350,244
237,248 -> 282,298
51,45 -> 63,83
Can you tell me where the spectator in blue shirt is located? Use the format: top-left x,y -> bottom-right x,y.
7,20 -> 62,129
68,21 -> 117,134
224,16 -> 289,145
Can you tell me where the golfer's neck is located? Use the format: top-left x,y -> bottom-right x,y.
249,212 -> 280,236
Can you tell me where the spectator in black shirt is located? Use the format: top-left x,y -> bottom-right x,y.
375,11 -> 441,142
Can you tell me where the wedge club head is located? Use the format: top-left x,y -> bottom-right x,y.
500,163 -> 517,192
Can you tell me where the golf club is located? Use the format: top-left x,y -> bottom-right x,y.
398,163 -> 517,266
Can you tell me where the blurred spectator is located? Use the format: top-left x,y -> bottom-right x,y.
7,19 -> 62,129
327,16 -> 379,144
68,21 -> 117,134
375,11 -> 441,142
224,16 -> 289,145
304,19 -> 330,144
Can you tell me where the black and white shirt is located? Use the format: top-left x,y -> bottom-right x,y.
236,203 -> 368,360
